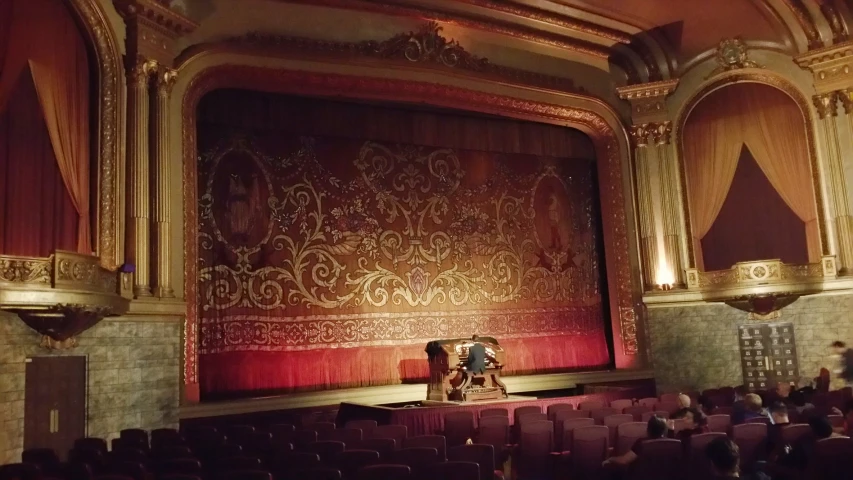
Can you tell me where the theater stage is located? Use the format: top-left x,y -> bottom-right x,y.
179,368 -> 655,421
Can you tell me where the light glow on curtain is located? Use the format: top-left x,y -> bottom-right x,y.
682,83 -> 819,270
0,0 -> 91,254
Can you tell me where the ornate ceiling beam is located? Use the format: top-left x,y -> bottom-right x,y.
780,0 -> 829,48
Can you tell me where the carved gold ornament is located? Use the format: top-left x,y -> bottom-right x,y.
709,38 -> 761,77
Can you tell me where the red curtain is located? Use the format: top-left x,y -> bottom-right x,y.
0,70 -> 77,256
196,90 -> 611,398
0,0 -> 91,256
701,147 -> 808,271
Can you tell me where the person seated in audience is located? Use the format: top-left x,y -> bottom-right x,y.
602,415 -> 668,467
766,401 -> 791,459
777,414 -> 839,472
732,393 -> 770,424
677,393 -> 691,409
830,399 -> 853,435
670,407 -> 708,444
788,390 -> 814,416
774,381 -> 792,405
706,437 -> 741,479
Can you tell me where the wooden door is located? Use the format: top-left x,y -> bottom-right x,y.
24,356 -> 87,458
738,322 -> 800,391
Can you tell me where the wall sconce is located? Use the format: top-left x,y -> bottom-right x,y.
655,264 -> 675,291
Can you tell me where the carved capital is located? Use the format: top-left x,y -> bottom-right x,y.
155,67 -> 178,96
629,124 -> 650,148
814,92 -> 840,119
839,89 -> 853,115
127,56 -> 158,88
650,121 -> 672,145
796,41 -> 853,94
616,79 -> 678,124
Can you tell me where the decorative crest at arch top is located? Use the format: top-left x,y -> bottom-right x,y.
374,21 -> 486,69
708,37 -> 762,78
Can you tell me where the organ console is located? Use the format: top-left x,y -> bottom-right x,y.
425,337 -> 508,402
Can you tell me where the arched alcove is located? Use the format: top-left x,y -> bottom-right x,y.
681,82 -> 820,271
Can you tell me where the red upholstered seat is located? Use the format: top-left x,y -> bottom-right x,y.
745,416 -> 771,425
624,405 -> 651,421
443,411 -> 476,447
629,438 -> 683,480
268,423 -> 296,441
108,448 -> 146,465
578,400 -> 606,411
355,439 -> 396,461
356,464 -> 411,480
159,475 -> 200,480
641,411 -> 670,422
0,463 -> 42,480
559,418 -> 595,453
827,414 -> 845,430
311,422 -> 338,440
345,420 -> 378,435
214,457 -> 263,473
225,425 -> 256,447
219,471 -> 271,480
706,414 -> 731,433
614,422 -> 646,456
590,408 -> 619,425
394,447 -> 440,480
119,429 -> 149,450
270,452 -> 320,475
153,459 -> 202,476
569,425 -> 608,480
610,399 -> 634,412
448,444 -> 502,480
711,406 -> 733,415
731,423 -> 767,471
373,425 -> 407,446
306,441 -> 346,462
428,461 -> 480,480
290,430 -> 318,449
290,468 -> 341,480
659,393 -> 680,403
476,417 -> 509,465
69,448 -> 107,474
334,449 -> 380,480
402,435 -> 447,461
637,398 -> 657,408
327,428 -> 364,447
657,401 -> 680,415
512,406 -> 542,437
807,436 -> 853,479
152,446 -> 193,460
22,448 -> 61,477
780,424 -> 812,445
514,421 -> 556,480
479,408 -> 508,420
554,409 -> 592,450
106,462 -> 145,480
603,414 -> 634,448
546,403 -> 574,421
686,433 -> 727,480
75,438 -> 109,454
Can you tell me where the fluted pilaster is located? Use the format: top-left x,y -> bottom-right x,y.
152,67 -> 177,298
651,122 -> 684,286
630,124 -> 659,289
126,57 -> 157,297
815,92 -> 853,271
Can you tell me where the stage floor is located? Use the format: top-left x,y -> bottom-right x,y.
180,368 -> 654,420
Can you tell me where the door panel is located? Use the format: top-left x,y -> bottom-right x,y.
24,356 -> 86,459
739,322 -> 800,391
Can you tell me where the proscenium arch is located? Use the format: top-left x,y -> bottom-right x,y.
61,0 -> 124,269
176,58 -> 643,398
673,70 -> 827,270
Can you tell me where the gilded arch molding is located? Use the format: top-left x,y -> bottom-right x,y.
65,0 -> 125,269
178,61 -> 643,397
673,69 -> 828,269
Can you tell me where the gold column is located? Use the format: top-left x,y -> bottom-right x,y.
126,57 -> 157,297
630,125 -> 658,289
152,68 -> 178,298
815,93 -> 853,271
651,122 -> 684,286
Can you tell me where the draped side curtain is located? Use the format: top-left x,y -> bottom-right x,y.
683,83 -> 819,270
0,0 -> 91,255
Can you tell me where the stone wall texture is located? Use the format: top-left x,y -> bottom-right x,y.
646,292 -> 853,393
0,312 -> 181,464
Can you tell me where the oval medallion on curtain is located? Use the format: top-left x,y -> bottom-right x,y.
682,83 -> 820,271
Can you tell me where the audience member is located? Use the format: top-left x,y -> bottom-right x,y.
766,401 -> 790,459
789,390 -> 814,416
774,382 -> 792,404
677,393 -> 691,409
671,407 -> 708,444
732,393 -> 770,425
603,415 -> 668,467
778,415 -> 838,471
831,399 -> 853,435
831,341 -> 853,387
706,437 -> 740,479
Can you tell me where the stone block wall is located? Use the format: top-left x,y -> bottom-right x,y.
0,312 -> 181,464
646,292 -> 853,393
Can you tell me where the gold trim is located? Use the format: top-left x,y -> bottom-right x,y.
673,70 -> 828,269
66,0 -> 125,269
782,0 -> 824,49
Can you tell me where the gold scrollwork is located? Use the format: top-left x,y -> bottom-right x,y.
0,256 -> 52,285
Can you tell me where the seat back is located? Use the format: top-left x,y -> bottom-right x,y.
780,424 -> 812,445
327,428 -> 364,447
428,461 -> 479,480
290,468 -> 341,480
447,444 -> 495,480
394,447 -> 439,479
0,463 -> 41,480
356,438 -> 396,461
610,399 -> 634,411
623,405 -> 651,421
657,401 -> 679,415
637,398 -> 657,407
745,416 -> 771,425
402,435 -> 447,461
119,429 -> 149,450
641,411 -> 670,422
344,420 -> 377,438
559,417 -> 594,452
22,449 -> 61,476
307,441 -> 346,462
476,416 -> 509,457
590,408 -> 619,425
479,408 -> 508,419
215,456 -> 263,473
553,410 -> 591,450
687,433 -> 727,480
75,438 -> 108,453
225,425 -> 256,447
517,413 -> 547,431
443,411 -> 475,447
603,414 -> 633,447
335,450 -> 380,480
373,425 -> 407,446
614,422 -> 647,456
221,471 -> 271,480
706,414 -> 731,433
630,438 -> 683,480
516,421 -> 554,479
272,452 -> 320,474
808,437 -> 853,480
570,426 -> 608,480
731,423 -> 767,471
546,403 -> 574,420
659,393 -> 680,403
512,406 -> 542,426
578,400 -> 605,411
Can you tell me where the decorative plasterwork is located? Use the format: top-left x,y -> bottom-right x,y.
199,22 -> 585,94
795,40 -> 853,94
707,38 -> 762,78
782,0 -> 824,49
113,0 -> 198,64
616,79 -> 679,124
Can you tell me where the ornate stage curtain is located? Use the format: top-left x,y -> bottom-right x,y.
683,83 -> 818,270
0,0 -> 91,255
196,90 -> 611,398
